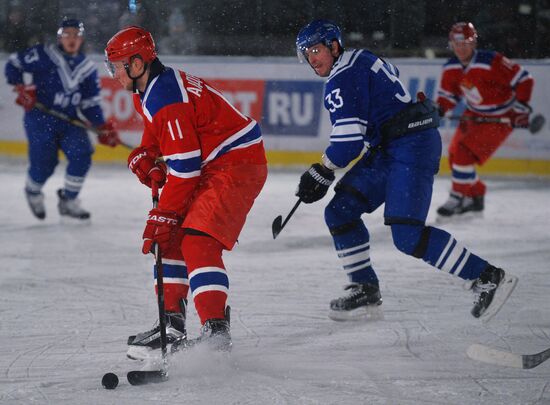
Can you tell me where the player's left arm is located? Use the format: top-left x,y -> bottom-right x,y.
494,53 -> 534,126
494,54 -> 534,103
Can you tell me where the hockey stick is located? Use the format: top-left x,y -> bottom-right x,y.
151,182 -> 169,375
126,183 -> 170,386
33,101 -> 134,149
446,113 -> 545,134
467,343 -> 550,369
272,199 -> 302,239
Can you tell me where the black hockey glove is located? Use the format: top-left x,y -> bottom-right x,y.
296,163 -> 335,204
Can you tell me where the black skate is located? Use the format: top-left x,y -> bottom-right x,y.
172,306 -> 232,353
25,189 -> 45,220
437,192 -> 484,220
57,189 -> 90,220
127,311 -> 186,361
329,283 -> 383,321
470,265 -> 518,322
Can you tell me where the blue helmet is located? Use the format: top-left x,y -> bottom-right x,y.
296,19 -> 343,62
57,18 -> 85,37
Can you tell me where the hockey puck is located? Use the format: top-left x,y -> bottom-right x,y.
102,372 -> 119,389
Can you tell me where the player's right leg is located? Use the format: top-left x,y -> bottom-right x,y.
324,155 -> 387,321
23,114 -> 58,219
57,127 -> 94,220
127,230 -> 189,360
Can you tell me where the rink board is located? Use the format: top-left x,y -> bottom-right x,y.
0,54 -> 549,175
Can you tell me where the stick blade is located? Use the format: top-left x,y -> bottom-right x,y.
466,344 -> 523,368
272,215 -> 283,239
529,114 -> 546,134
127,370 -> 168,385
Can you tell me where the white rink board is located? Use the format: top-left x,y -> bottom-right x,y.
0,54 -> 549,159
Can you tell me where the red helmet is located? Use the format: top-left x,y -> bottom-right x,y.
105,26 -> 156,64
449,22 -> 478,43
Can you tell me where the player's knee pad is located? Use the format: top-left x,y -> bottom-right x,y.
324,189 -> 364,229
450,139 -> 477,166
390,223 -> 432,258
181,231 -> 224,270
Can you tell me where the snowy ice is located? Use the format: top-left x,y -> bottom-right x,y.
1,158 -> 549,404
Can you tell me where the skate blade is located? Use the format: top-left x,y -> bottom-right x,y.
328,304 -> 384,322
436,211 -> 483,224
60,216 -> 91,225
480,273 -> 518,324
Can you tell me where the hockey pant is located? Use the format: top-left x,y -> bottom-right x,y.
24,111 -> 93,199
448,118 -> 512,197
324,134 -> 488,283
155,149 -> 267,324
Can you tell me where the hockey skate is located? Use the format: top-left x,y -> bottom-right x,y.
329,283 -> 383,321
436,192 -> 484,221
127,311 -> 187,361
57,189 -> 90,220
25,189 -> 46,220
172,306 -> 232,353
470,265 -> 518,323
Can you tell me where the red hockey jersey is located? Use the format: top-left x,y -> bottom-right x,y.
437,50 -> 533,116
133,67 -> 265,214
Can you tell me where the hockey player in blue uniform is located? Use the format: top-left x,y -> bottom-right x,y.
294,20 -> 517,322
4,18 -> 120,220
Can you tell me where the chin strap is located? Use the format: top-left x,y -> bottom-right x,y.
126,63 -> 149,93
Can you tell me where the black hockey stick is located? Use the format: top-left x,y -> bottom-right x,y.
446,113 -> 545,134
272,199 -> 302,239
127,182 -> 169,386
33,101 -> 134,149
467,343 -> 550,369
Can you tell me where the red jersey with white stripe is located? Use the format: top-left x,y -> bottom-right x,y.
437,50 -> 533,116
133,67 -> 265,214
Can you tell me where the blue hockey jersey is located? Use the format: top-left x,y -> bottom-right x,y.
323,48 -> 413,168
5,44 -> 105,126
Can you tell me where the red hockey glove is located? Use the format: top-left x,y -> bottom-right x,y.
97,121 -> 121,147
510,101 -> 532,128
127,146 -> 167,188
142,208 -> 182,254
14,84 -> 37,112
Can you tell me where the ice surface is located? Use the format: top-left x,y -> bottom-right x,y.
1,158 -> 549,404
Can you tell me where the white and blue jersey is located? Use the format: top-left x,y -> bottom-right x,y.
323,48 -> 414,168
5,43 -> 105,126
4,44 -> 105,199
322,49 -> 489,286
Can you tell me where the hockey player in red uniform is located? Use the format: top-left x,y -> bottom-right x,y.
436,22 -> 534,219
105,26 -> 267,357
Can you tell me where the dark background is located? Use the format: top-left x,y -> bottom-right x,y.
1,0 -> 549,58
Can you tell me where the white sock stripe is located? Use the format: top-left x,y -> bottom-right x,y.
154,277 -> 189,286
451,164 -> 476,173
161,258 -> 187,266
451,176 -> 478,184
440,243 -> 465,273
25,176 -> 43,192
192,285 -> 229,298
340,252 -> 370,267
344,260 -> 371,273
337,242 -> 370,256
454,251 -> 470,277
436,237 -> 454,268
188,266 -> 226,280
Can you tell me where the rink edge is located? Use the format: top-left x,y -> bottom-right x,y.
1,140 -> 550,176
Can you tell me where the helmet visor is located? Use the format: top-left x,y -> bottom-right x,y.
104,58 -> 116,78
